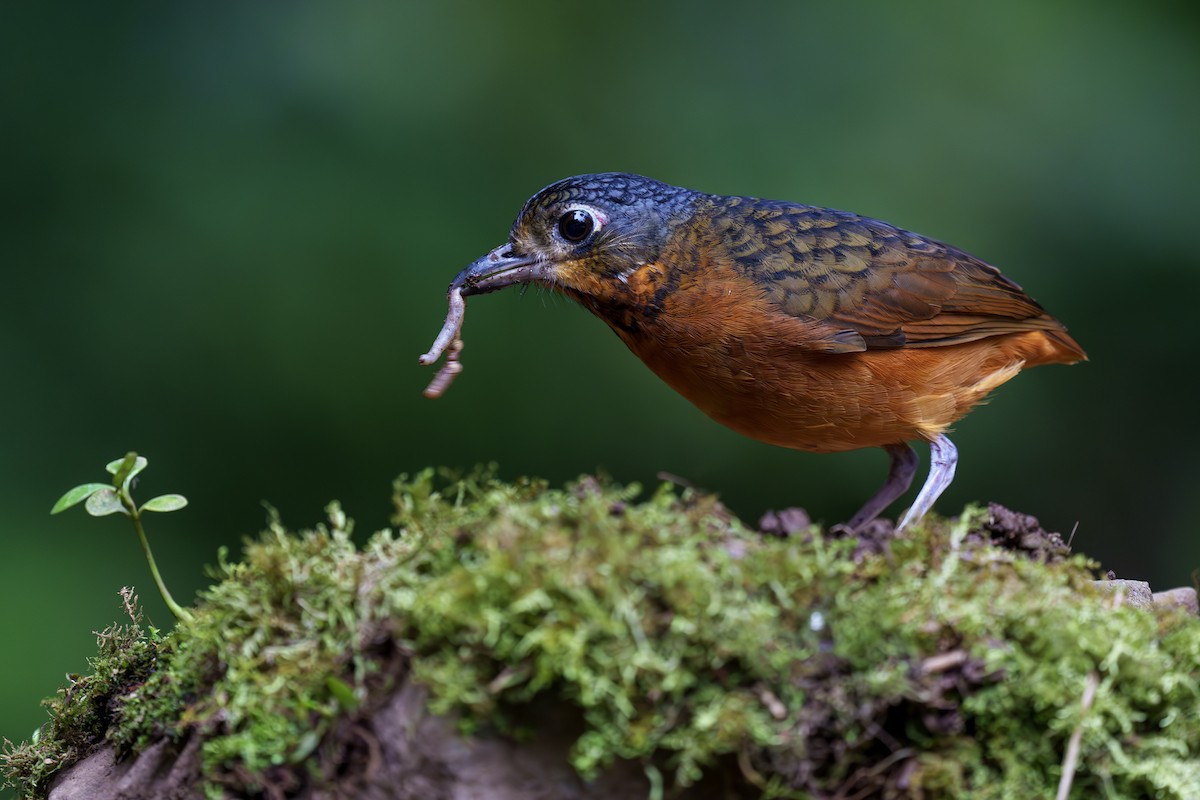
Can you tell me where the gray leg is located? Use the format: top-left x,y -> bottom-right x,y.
897,434 -> 958,532
845,443 -> 919,532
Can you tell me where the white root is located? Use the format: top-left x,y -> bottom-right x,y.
420,287 -> 467,398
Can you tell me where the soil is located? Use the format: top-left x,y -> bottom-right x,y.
975,503 -> 1073,562
759,501 -> 1073,564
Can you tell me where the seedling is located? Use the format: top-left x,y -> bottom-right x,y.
51,452 -> 193,622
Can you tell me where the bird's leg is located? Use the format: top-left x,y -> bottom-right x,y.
896,434 -> 958,532
844,443 -> 919,532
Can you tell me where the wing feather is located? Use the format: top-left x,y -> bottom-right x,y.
716,199 -> 1067,350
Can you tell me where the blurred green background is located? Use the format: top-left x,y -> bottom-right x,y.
3,0 -> 1198,771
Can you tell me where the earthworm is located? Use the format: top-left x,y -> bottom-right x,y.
420,286 -> 466,398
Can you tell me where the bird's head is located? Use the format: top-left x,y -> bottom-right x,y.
450,173 -> 697,301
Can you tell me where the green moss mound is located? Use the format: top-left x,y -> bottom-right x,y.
5,470 -> 1200,798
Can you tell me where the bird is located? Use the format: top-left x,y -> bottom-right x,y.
424,173 -> 1086,532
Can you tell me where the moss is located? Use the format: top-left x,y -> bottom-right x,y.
4,469 -> 1200,798
2,590 -> 165,796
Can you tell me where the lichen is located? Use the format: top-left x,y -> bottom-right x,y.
5,469 -> 1200,799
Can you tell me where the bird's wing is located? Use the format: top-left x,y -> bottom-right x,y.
721,199 -> 1066,351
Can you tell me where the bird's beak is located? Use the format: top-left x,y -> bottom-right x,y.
452,244 -> 549,297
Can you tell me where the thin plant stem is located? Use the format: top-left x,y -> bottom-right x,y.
121,492 -> 193,623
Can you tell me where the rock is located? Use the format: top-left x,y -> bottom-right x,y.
46,683 -> 724,800
1092,579 -> 1153,609
759,507 -> 810,537
1152,587 -> 1199,616
50,736 -> 203,800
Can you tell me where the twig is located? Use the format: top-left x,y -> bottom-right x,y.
1056,587 -> 1123,799
758,687 -> 787,720
1055,671 -> 1099,800
919,649 -> 968,675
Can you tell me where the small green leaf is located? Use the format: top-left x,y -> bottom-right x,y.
326,675 -> 358,711
140,494 -> 188,513
107,452 -> 148,492
51,483 -> 111,514
85,488 -> 127,517
106,452 -> 137,475
289,728 -> 323,763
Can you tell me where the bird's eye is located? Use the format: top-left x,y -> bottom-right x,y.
557,209 -> 595,243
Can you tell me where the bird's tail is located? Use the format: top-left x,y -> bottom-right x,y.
1040,326 -> 1088,365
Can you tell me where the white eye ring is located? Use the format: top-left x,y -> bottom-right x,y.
556,204 -> 608,243
565,204 -> 608,227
